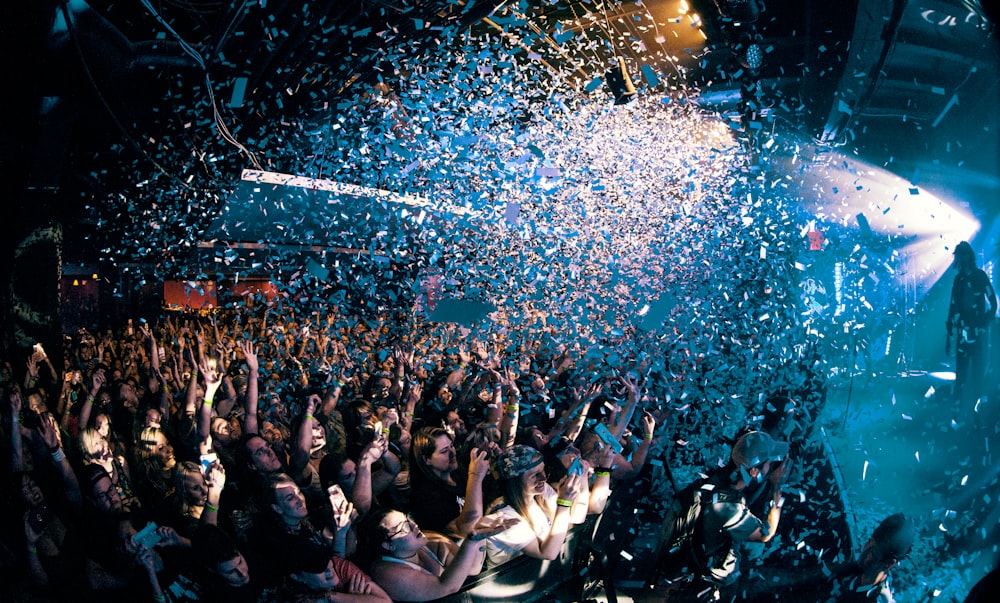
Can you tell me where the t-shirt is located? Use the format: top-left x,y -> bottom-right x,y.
698,487 -> 762,585
484,482 -> 557,567
410,471 -> 463,534
277,557 -> 374,602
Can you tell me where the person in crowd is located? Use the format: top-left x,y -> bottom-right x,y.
946,240 -> 998,405
277,543 -> 392,603
166,459 -> 226,537
835,513 -> 916,602
483,444 -> 589,567
80,425 -> 141,514
191,523 -> 278,602
408,426 -> 491,538
362,508 -> 517,602
133,426 -> 179,521
693,430 -> 792,589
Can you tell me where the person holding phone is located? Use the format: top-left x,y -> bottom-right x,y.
483,445 -> 587,568
167,458 -> 227,537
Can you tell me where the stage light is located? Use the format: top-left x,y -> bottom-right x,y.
605,57 -> 637,105
745,43 -> 764,73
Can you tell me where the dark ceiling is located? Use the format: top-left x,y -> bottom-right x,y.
2,0 -> 997,262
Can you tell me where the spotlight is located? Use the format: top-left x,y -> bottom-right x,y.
744,43 -> 764,73
605,57 -> 637,105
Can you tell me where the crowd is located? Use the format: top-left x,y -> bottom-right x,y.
0,302 -> 917,603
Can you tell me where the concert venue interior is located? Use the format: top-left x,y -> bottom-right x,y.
2,1 -> 998,601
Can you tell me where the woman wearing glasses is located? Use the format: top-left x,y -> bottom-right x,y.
362,509 -> 516,602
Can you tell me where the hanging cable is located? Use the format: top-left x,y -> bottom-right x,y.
139,0 -> 263,170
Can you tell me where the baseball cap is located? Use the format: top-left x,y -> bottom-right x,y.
731,431 -> 789,468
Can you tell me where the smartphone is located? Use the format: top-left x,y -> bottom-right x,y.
134,522 -> 162,549
33,343 -> 46,357
327,484 -> 348,509
594,422 -> 624,454
199,452 -> 218,475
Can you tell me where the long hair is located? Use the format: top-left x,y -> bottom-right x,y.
173,460 -> 204,513
493,448 -> 545,532
79,426 -> 107,465
410,426 -> 452,485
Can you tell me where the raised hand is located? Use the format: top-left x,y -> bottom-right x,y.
468,447 -> 490,480
468,513 -> 520,540
238,340 -> 259,372
556,472 -> 585,503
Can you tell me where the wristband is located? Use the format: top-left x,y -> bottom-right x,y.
203,398 -> 214,406
382,428 -> 391,435
153,594 -> 166,603
770,497 -> 785,510
505,413 -> 517,419
556,498 -> 574,508
458,363 -> 468,369
86,394 -> 96,405
205,503 -> 219,512
643,433 -> 653,440
406,411 -> 415,417
305,414 -> 315,421
505,404 -> 519,412
595,470 -> 611,477
334,379 -> 346,388
50,448 -> 66,463
27,545 -> 37,555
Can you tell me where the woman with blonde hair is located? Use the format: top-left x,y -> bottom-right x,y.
133,426 -> 178,520
78,426 -> 140,513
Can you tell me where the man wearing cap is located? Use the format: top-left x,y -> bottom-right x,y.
698,430 -> 792,588
946,241 -> 997,406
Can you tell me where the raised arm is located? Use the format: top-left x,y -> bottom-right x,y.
609,374 -> 641,439
198,354 -> 224,446
445,448 -> 489,538
78,368 -> 107,430
519,473 -> 584,561
9,390 -> 24,473
239,339 -> 260,435
38,412 -> 82,512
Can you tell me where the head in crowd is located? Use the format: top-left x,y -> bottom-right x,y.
14,471 -> 45,511
83,463 -> 123,515
364,373 -> 394,404
858,513 -> 916,583
368,509 -> 425,561
495,445 -> 546,519
730,430 -> 789,486
267,473 -> 309,526
193,524 -> 251,588
211,415 -> 241,446
239,433 -> 283,477
320,453 -> 358,494
80,426 -> 112,466
174,460 -> 209,510
411,426 -> 458,483
115,379 -> 140,414
137,427 -> 176,470
287,552 -> 342,592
